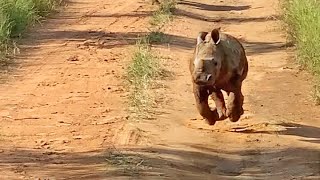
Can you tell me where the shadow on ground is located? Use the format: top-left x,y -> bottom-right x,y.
0,145 -> 318,179
178,0 -> 251,11
82,9 -> 278,24
18,29 -> 291,54
0,58 -> 18,84
175,8 -> 278,23
241,40 -> 293,56
17,30 -> 195,50
232,122 -> 320,144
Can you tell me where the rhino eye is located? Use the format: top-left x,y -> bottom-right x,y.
213,61 -> 218,66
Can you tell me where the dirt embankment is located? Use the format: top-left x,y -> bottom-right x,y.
0,0 -> 319,179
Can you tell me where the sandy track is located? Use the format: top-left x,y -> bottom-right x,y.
0,0 -> 319,179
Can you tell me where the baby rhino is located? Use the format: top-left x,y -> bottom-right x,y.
189,28 -> 248,125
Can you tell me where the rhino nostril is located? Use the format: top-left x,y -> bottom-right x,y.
206,74 -> 212,81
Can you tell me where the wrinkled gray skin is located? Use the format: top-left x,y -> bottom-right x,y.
189,28 -> 248,125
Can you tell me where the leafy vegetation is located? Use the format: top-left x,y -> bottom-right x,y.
0,0 -> 61,61
127,0 -> 176,118
127,39 -> 163,116
150,0 -> 176,27
146,30 -> 169,43
282,0 -> 320,104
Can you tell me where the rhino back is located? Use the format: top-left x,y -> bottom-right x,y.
219,33 -> 247,76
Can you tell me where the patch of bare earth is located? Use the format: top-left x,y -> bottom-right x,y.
0,0 -> 319,179
0,0 -> 155,179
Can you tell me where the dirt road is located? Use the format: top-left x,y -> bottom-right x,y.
0,0 -> 319,179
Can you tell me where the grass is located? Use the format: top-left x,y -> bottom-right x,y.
150,0 -> 176,28
127,39 -> 163,118
146,30 -> 169,43
0,0 -> 61,62
126,0 -> 176,119
106,148 -> 148,176
282,0 -> 320,104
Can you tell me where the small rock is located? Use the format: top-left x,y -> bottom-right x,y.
40,141 -> 49,146
83,40 -> 96,46
62,140 -> 70,144
103,108 -> 112,113
53,161 -> 64,164
43,151 -> 56,155
67,55 -> 79,62
282,66 -> 293,70
73,136 -> 82,140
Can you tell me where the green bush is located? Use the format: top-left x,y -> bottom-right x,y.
283,0 -> 320,103
33,0 -> 58,16
0,0 -> 60,60
0,0 -> 35,39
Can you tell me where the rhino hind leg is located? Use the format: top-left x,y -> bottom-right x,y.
225,72 -> 245,122
193,85 -> 220,125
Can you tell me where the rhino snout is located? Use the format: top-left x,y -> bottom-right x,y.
194,73 -> 213,85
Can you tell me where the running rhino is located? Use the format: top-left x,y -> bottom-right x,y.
189,28 -> 248,125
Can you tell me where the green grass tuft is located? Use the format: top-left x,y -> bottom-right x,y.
282,0 -> 320,103
32,0 -> 59,17
146,31 -> 169,43
150,0 -> 176,27
0,0 -> 61,61
127,39 -> 163,117
126,0 -> 175,119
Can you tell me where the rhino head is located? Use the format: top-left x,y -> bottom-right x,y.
192,28 -> 223,86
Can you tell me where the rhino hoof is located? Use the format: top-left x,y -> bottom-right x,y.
229,115 -> 240,122
226,108 -> 242,122
226,107 -> 244,122
205,118 -> 216,125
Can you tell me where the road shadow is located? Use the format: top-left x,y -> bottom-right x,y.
0,26 -> 194,84
17,29 -> 195,50
174,8 -> 278,23
0,49 -> 21,84
73,2 -> 270,25
179,0 -> 251,11
0,146 -> 318,179
87,11 -> 153,18
241,40 -> 293,56
231,122 -> 320,144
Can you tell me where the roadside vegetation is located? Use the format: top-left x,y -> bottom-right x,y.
127,38 -> 164,117
127,0 -> 176,119
150,0 -> 176,28
0,0 -> 62,63
282,0 -> 320,104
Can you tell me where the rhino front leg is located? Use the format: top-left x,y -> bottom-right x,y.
211,90 -> 227,120
193,85 -> 219,125
226,89 -> 244,122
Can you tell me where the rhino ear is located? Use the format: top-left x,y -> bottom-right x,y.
211,27 -> 221,45
197,32 -> 208,45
